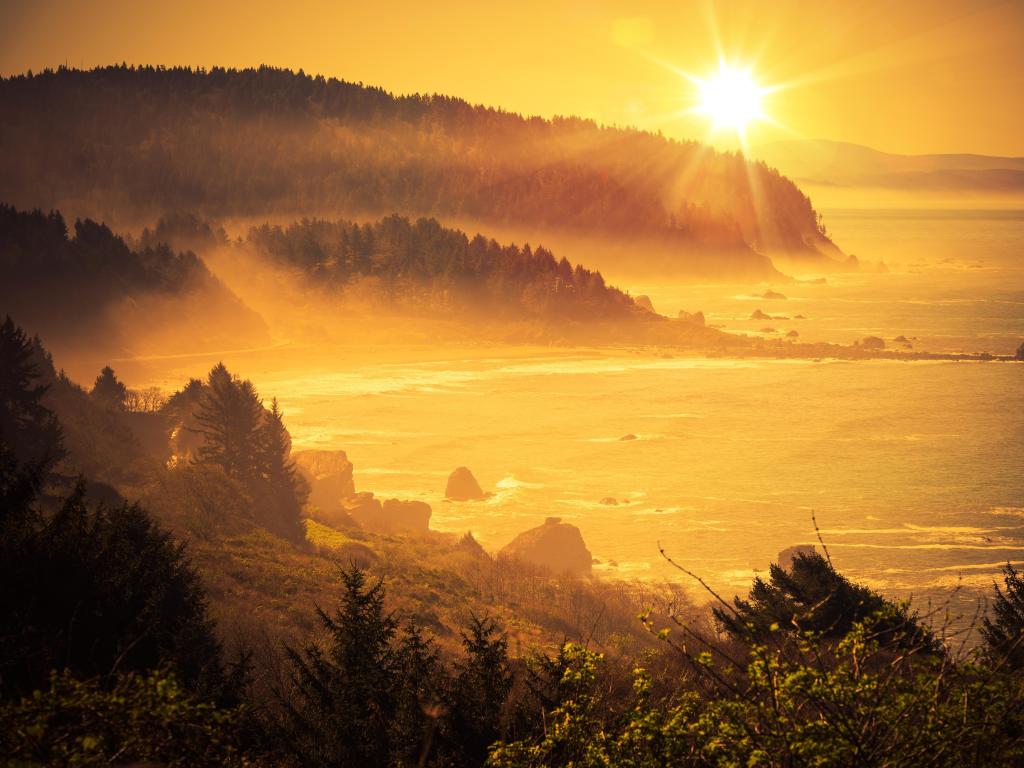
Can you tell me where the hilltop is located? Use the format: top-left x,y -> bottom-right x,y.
0,65 -> 845,278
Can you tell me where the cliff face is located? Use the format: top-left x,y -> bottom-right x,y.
499,517 -> 593,576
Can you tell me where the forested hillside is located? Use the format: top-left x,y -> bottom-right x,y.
0,65 -> 843,276
0,204 -> 266,359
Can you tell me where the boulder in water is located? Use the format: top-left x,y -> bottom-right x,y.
619,433 -> 638,441
499,517 -> 592,576
599,496 -> 619,506
762,290 -> 787,300
445,466 -> 487,500
379,499 -> 432,534
778,544 -> 817,571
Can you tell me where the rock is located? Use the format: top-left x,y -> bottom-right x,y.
760,327 -> 776,334
677,310 -> 705,326
341,492 -> 383,528
786,330 -> 799,338
499,517 -> 592,576
634,294 -> 656,313
380,499 -> 432,534
762,290 -> 787,300
858,336 -> 886,350
456,531 -> 489,558
1017,341 -> 1024,361
343,494 -> 431,535
619,433 -> 638,441
794,314 -> 807,320
751,308 -> 772,321
599,496 -> 619,506
778,544 -> 818,571
293,450 -> 355,512
445,466 -> 487,500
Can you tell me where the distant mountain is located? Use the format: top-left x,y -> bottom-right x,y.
0,65 -> 844,277
754,139 -> 1024,194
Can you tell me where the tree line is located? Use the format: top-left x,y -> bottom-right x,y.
0,65 -> 839,265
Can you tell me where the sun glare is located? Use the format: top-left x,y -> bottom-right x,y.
693,64 -> 765,135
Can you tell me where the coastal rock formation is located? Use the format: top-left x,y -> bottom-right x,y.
341,491 -> 383,529
778,544 -> 817,571
445,466 -> 487,500
619,433 -> 638,441
786,330 -> 799,338
599,497 -> 619,506
677,310 -> 705,326
379,499 -> 432,533
499,517 -> 592,576
859,336 -> 886,350
751,308 -> 772,321
1017,341 -> 1024,361
762,290 -> 787,300
293,449 -> 355,512
634,295 -> 656,313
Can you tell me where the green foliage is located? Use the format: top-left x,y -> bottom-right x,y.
0,668 -> 250,767
982,563 -> 1024,670
714,551 -> 937,652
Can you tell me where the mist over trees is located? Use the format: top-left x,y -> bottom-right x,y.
0,65 -> 842,273
0,203 -> 265,356
246,214 -> 642,319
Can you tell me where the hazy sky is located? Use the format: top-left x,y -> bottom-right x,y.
2,0 -> 1022,156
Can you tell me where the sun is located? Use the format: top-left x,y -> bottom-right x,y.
693,64 -> 766,134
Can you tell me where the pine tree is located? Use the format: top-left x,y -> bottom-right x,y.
282,565 -> 402,766
255,397 -> 307,541
190,363 -> 264,480
0,316 -> 64,507
90,365 -> 127,410
982,564 -> 1024,670
447,615 -> 513,767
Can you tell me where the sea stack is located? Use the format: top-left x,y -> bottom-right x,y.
499,517 -> 592,576
445,466 -> 487,501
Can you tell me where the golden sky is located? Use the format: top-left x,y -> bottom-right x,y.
2,0 -> 1022,156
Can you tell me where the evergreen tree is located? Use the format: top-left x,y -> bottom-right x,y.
715,551 -> 937,652
190,363 -> 264,480
0,316 -> 64,508
982,563 -> 1024,670
447,615 -> 514,767
282,565 -> 402,766
90,365 -> 127,410
0,478 -> 226,700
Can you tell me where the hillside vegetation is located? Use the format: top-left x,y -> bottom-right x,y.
0,65 -> 844,277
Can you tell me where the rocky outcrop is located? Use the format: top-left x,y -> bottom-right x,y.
293,450 -> 355,512
619,433 -> 638,441
379,499 -> 432,533
333,493 -> 432,534
445,466 -> 487,501
599,497 -> 619,506
858,336 -> 886,350
499,517 -> 592,576
677,310 -> 705,326
762,290 -> 787,300
634,295 -> 656,313
1015,341 -> 1023,361
778,544 -> 817,571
